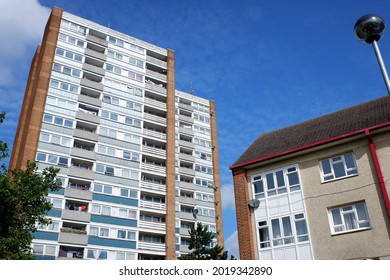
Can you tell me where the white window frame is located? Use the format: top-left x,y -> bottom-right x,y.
320,152 -> 358,182
328,202 -> 371,234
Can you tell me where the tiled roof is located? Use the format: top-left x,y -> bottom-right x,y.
231,96 -> 390,169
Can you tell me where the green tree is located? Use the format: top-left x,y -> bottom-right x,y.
179,222 -> 236,260
0,112 -> 61,259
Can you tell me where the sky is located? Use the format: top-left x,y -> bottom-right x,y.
1,0 -> 390,258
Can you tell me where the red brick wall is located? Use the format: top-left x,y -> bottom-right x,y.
233,168 -> 256,259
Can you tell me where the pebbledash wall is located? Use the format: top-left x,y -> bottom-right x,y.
10,7 -> 223,260
231,96 -> 390,260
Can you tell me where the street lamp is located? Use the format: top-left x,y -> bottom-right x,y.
354,14 -> 390,95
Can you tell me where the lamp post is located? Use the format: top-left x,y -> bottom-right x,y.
354,14 -> 390,95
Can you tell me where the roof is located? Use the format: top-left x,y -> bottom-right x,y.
230,96 -> 390,169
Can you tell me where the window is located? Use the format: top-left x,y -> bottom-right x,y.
320,152 -> 358,182
52,63 -> 81,77
36,152 -> 69,167
58,33 -> 85,47
56,48 -> 82,62
329,202 -> 370,234
252,165 -> 301,199
258,213 -> 309,250
87,249 -> 108,260
50,79 -> 78,93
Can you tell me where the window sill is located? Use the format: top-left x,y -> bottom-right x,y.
330,226 -> 371,236
321,173 -> 359,184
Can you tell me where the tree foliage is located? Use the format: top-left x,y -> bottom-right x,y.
179,222 -> 236,260
0,112 -> 61,259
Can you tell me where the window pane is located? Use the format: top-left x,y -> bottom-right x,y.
321,159 -> 332,175
266,173 -> 275,190
117,230 -> 126,239
276,171 -> 285,187
287,172 -> 299,186
344,153 -> 356,169
344,212 -> 357,230
271,219 -> 281,238
333,162 -> 346,178
254,181 -> 264,194
331,209 -> 342,225
282,217 -> 292,236
356,203 -> 368,221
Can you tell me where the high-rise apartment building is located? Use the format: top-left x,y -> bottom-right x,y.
9,7 -> 223,260
231,96 -> 390,260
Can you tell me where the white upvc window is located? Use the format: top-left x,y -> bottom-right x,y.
328,202 -> 371,234
252,165 -> 301,199
320,152 -> 358,182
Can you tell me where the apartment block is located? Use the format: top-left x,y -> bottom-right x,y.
230,96 -> 390,260
10,7 -> 223,260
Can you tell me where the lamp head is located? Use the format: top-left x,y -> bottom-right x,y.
354,14 -> 385,44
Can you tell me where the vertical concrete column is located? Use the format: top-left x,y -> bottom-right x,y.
9,7 -> 63,170
209,101 -> 224,248
232,168 -> 256,259
165,49 -> 176,259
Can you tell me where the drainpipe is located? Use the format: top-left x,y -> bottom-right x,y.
365,129 -> 390,218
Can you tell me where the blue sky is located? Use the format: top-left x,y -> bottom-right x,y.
1,0 -> 390,258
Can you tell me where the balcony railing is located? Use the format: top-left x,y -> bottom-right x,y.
144,97 -> 166,110
143,129 -> 166,141
144,113 -> 166,125
138,241 -> 165,252
141,162 -> 166,175
139,220 -> 166,231
141,181 -> 166,193
142,146 -> 166,157
139,200 -> 166,211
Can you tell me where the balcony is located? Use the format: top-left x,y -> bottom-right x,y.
143,128 -> 166,141
178,102 -> 193,111
141,181 -> 166,193
142,145 -> 166,157
138,241 -> 165,252
78,94 -> 102,107
64,187 -> 92,201
85,48 -> 107,61
144,112 -> 166,125
73,129 -> 98,142
175,181 -> 196,191
141,162 -> 166,175
178,196 -> 196,205
178,114 -> 194,124
146,55 -> 167,68
58,246 -> 84,260
76,110 -> 100,124
179,167 -> 195,176
178,127 -> 194,136
145,82 -> 166,95
178,140 -> 194,149
145,69 -> 167,82
144,97 -> 166,110
139,200 -> 166,211
86,34 -> 108,47
70,147 -> 96,161
81,78 -> 103,91
58,228 -> 88,245
138,220 -> 166,231
61,209 -> 91,222
83,63 -> 105,76
68,166 -> 95,180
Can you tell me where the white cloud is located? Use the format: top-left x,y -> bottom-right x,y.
224,230 -> 239,259
221,184 -> 236,211
0,0 -> 50,86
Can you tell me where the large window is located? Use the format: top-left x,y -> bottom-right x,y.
252,165 -> 301,199
320,152 -> 358,182
258,213 -> 309,249
328,202 -> 370,234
